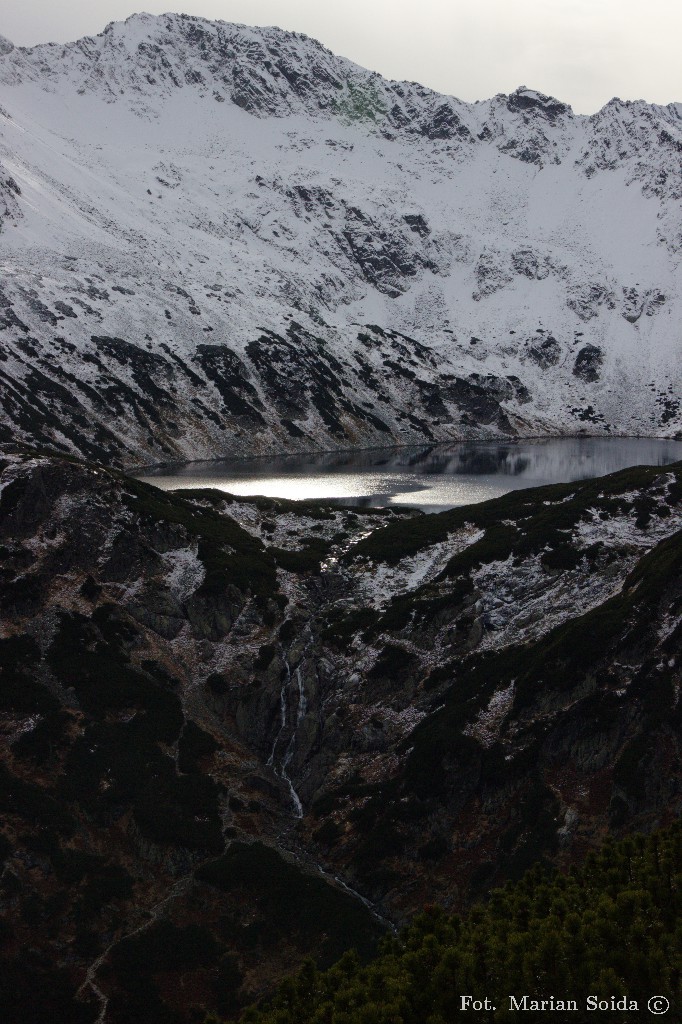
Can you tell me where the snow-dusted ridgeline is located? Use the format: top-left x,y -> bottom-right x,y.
0,12 -> 680,467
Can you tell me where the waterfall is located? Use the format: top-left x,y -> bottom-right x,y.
267,637 -> 309,818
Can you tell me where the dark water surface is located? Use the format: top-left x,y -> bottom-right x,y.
136,438 -> 682,513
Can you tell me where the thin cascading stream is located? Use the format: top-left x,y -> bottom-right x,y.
267,635 -> 311,818
319,865 -> 397,934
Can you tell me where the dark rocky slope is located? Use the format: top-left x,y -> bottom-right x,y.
0,447 -> 681,1021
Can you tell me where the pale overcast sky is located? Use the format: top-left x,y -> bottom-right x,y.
2,0 -> 680,114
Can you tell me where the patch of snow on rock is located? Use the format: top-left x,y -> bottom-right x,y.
161,544 -> 205,602
575,498 -> 682,550
463,681 -> 515,747
354,526 -> 484,609
474,553 -> 630,652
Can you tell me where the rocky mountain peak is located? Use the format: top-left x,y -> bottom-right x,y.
0,14 -> 678,149
0,13 -> 359,118
506,85 -> 572,121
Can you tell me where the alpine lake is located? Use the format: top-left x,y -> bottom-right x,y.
136,436 -> 682,513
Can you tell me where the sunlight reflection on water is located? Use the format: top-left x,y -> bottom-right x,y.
136,438 -> 682,513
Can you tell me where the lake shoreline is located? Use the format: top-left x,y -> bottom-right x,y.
127,430 -> 681,476
134,436 -> 682,514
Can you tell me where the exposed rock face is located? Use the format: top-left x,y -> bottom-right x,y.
505,86 -> 570,124
0,160 -> 21,229
526,334 -> 561,369
0,14 -> 680,466
573,343 -> 604,382
1,446 -> 681,1021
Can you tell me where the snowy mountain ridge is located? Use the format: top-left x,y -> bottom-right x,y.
0,12 -> 680,467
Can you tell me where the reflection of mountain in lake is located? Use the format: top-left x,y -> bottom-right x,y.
451,449 -> 531,476
138,437 -> 682,512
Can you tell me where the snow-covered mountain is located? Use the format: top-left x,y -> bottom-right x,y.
0,12 -> 680,467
